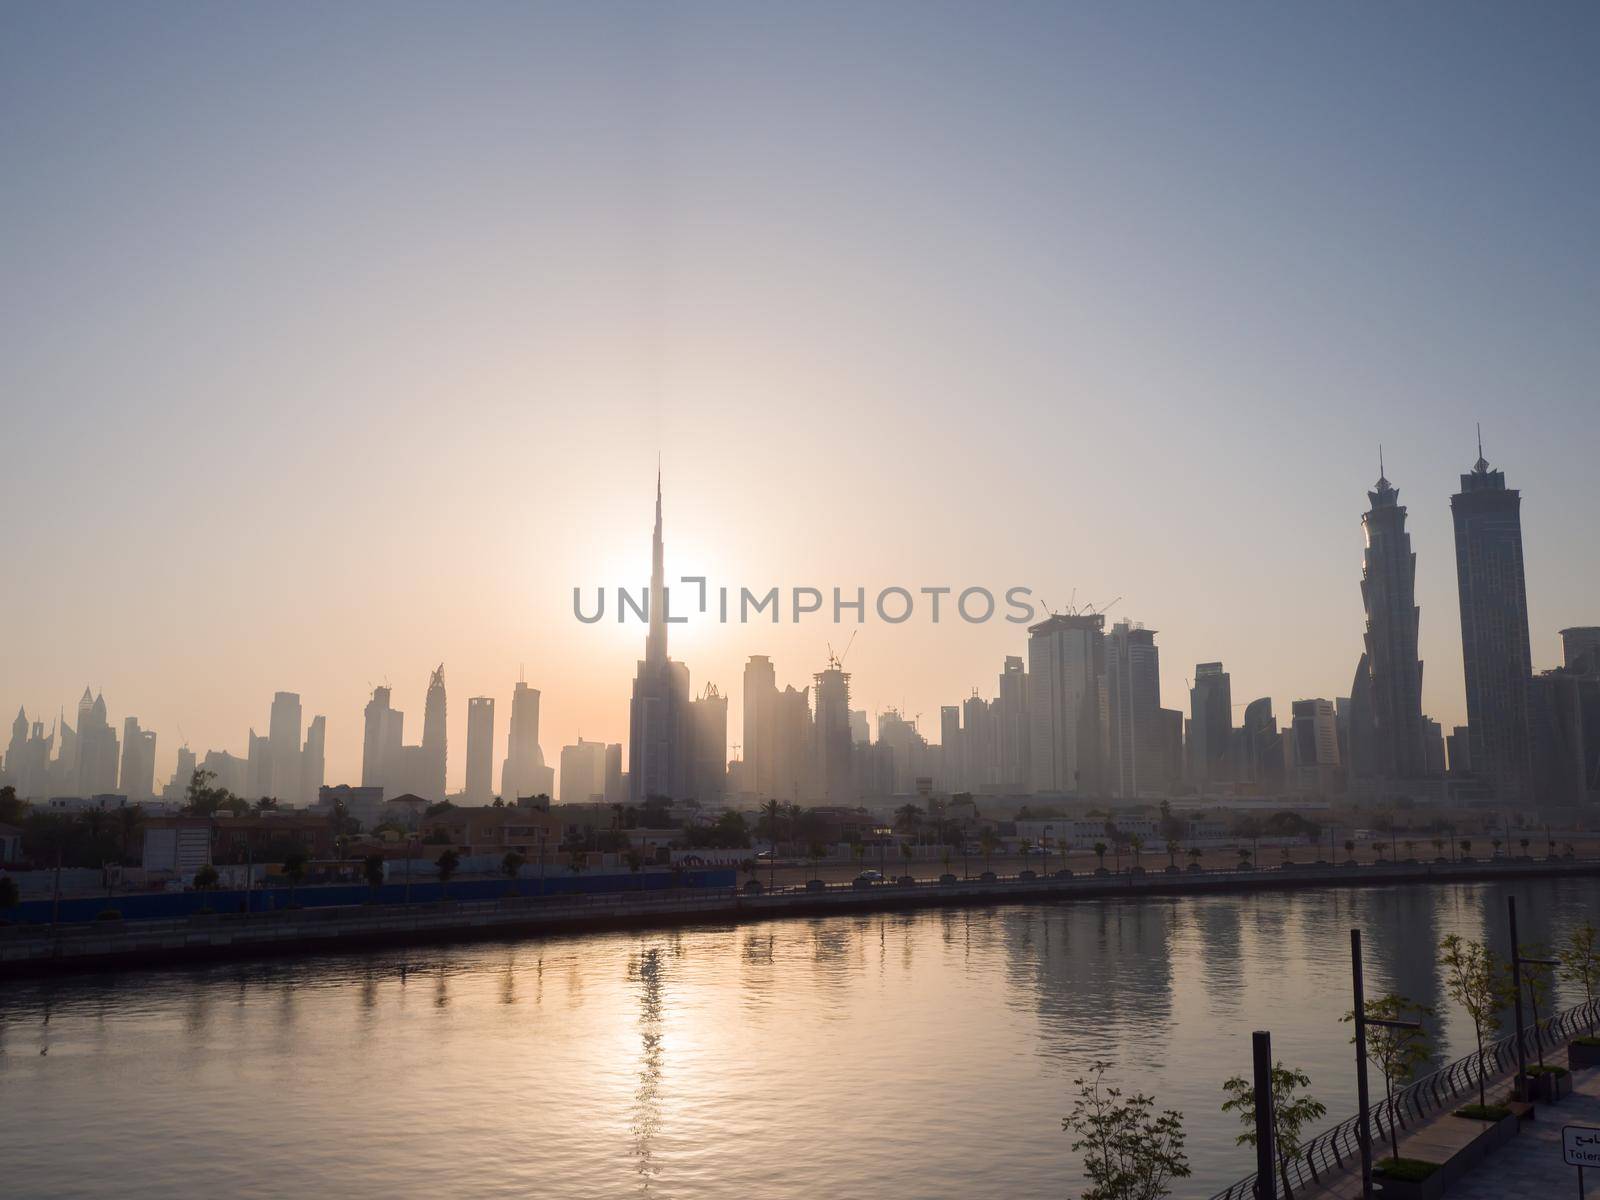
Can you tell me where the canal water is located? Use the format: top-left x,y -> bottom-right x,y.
4,876 -> 1598,1198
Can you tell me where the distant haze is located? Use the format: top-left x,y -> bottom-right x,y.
4,3 -> 1597,792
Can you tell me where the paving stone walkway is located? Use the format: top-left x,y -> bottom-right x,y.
1449,1067 -> 1600,1199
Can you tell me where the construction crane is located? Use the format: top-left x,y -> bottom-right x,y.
825,629 -> 858,672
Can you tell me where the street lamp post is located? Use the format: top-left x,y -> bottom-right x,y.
1043,825 -> 1053,876
1351,927 -> 1424,1199
1252,1029 -> 1278,1200
1508,894 -> 1561,1096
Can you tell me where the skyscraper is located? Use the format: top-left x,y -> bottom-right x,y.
300,714 -> 326,802
811,664 -> 854,803
269,691 -> 303,803
502,679 -> 554,802
1561,628 -> 1600,676
362,686 -> 403,791
1451,439 -> 1533,803
1359,461 -> 1427,779
940,705 -> 962,790
421,664 -> 447,801
628,473 -> 692,802
996,655 -> 1030,790
119,716 -> 157,800
742,655 -> 778,799
76,690 -> 119,795
1240,697 -> 1282,793
1105,620 -> 1163,798
465,696 -> 495,804
1027,613 -> 1106,795
689,683 -> 729,802
1187,663 -> 1232,787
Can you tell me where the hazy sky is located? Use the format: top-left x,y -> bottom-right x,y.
4,2 -> 1597,795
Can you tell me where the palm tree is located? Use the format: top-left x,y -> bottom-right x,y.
1187,847 -> 1202,870
283,850 -> 308,907
1129,834 -> 1144,870
1166,839 -> 1179,869
1403,839 -> 1416,860
1432,837 -> 1445,859
1237,847 -> 1252,869
1093,841 -> 1108,871
894,803 -> 922,834
1491,837 -> 1503,859
980,828 -> 998,875
363,853 -> 386,899
811,841 -> 829,882
761,798 -> 782,890
898,840 -> 914,880
1343,838 -> 1356,862
1459,838 -> 1472,859
1519,837 -> 1531,858
1018,838 -> 1034,873
117,803 -> 145,866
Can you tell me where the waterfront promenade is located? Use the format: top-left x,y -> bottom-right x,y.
5,854 -> 1597,973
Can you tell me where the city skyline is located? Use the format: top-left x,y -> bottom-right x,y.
2,445 -> 1588,802
4,4 -> 1597,797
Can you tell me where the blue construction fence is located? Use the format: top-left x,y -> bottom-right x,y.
2,867 -> 738,926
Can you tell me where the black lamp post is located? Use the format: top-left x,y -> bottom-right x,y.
1351,927 -> 1424,1199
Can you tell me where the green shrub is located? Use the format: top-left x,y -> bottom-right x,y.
95,908 -> 122,921
1528,1063 -> 1570,1077
1452,1103 -> 1512,1121
1375,1158 -> 1440,1182
1574,1035 -> 1600,1047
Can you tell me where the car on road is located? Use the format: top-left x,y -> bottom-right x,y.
854,869 -> 884,883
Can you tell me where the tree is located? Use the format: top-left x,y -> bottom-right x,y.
436,848 -> 461,896
1402,839 -> 1416,860
1187,847 -> 1202,868
1343,994 -> 1432,1161
1221,1062 -> 1327,1200
500,850 -> 526,895
1432,837 -> 1445,858
1063,1061 -> 1190,1200
1129,834 -> 1144,869
566,848 -> 587,878
1019,838 -> 1034,870
282,850 -> 308,907
894,803 -> 922,834
1459,838 -> 1472,858
1559,920 -> 1600,1007
627,849 -> 645,889
1093,841 -> 1108,870
1237,847 -> 1252,869
363,853 -> 386,897
0,784 -> 24,826
193,864 -> 220,892
1439,934 -> 1508,1109
1519,837 -> 1531,857
1343,839 -> 1356,861
980,828 -> 998,873
0,873 -> 18,920
183,768 -> 242,818
1523,944 -> 1555,1069
1166,840 -> 1180,869
117,803 -> 145,865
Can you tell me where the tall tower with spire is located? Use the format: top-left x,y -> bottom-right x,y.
628,471 -> 692,803
1451,431 -> 1533,803
1358,453 -> 1428,780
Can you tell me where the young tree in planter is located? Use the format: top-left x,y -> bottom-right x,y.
1187,847 -> 1202,869
1063,1060 -> 1190,1200
1019,838 -> 1034,872
193,864 -> 220,892
1344,993 -> 1432,1162
1439,934 -> 1508,1110
0,873 -> 19,921
1559,920 -> 1600,1007
1236,847 -> 1252,869
363,853 -> 386,899
1128,834 -> 1144,870
980,828 -> 998,874
1343,839 -> 1356,862
436,848 -> 461,898
1093,841 -> 1108,871
897,840 -> 913,880
1166,840 -> 1180,870
1220,1062 -> 1327,1200
1523,945 -> 1555,1069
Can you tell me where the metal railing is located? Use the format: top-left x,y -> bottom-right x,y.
1207,996 -> 1600,1200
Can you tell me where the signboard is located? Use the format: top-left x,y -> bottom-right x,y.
1563,1126 -> 1600,1168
